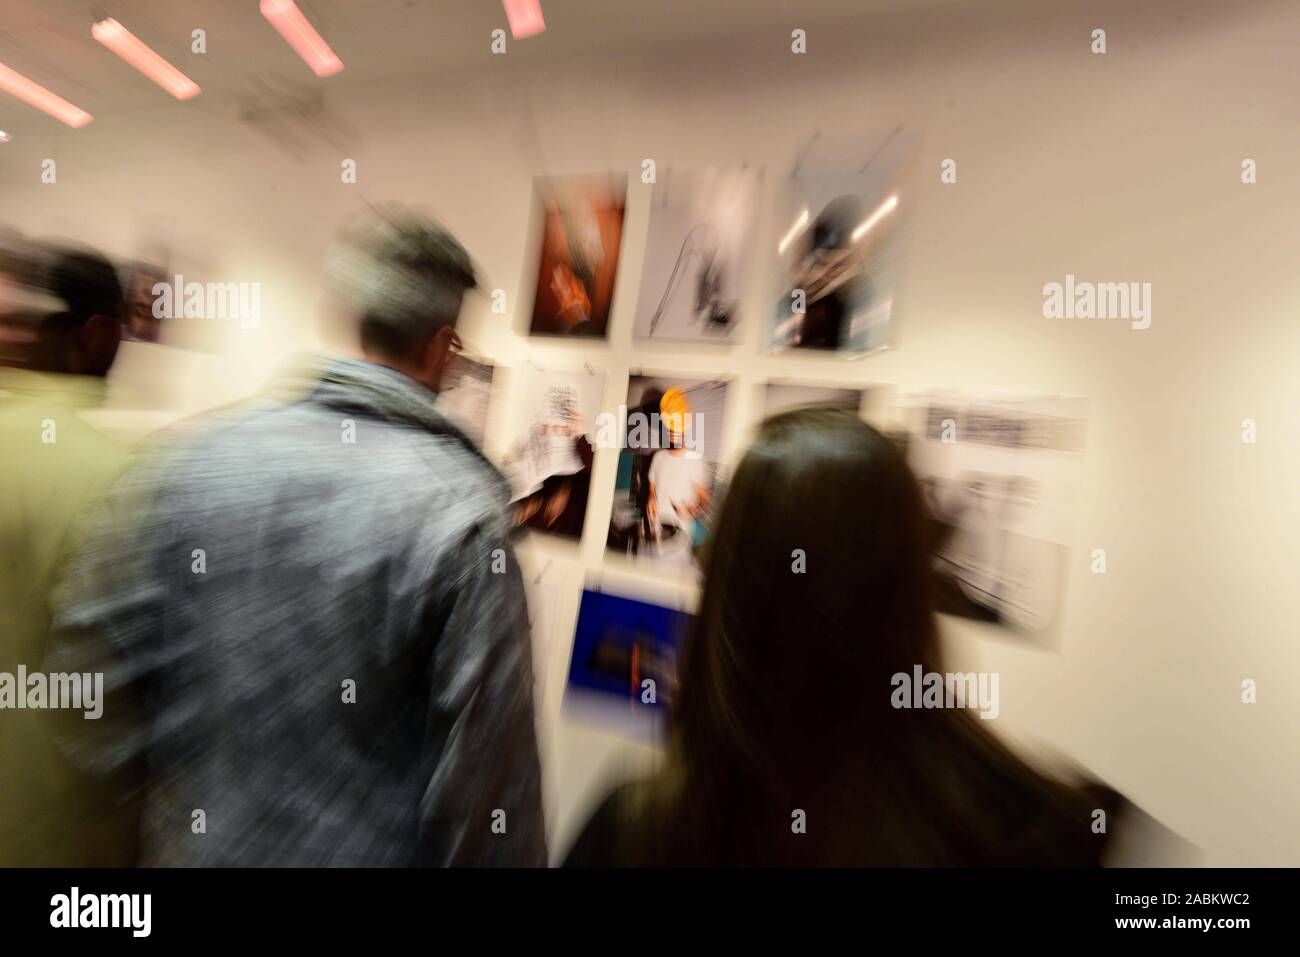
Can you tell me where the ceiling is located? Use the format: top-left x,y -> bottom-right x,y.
0,0 -> 970,126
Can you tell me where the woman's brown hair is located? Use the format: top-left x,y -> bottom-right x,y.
633,406 -> 1108,866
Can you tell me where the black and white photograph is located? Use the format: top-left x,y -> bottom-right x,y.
901,394 -> 1087,644
632,166 -> 761,343
500,363 -> 604,541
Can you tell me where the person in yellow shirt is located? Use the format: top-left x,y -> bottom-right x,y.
0,246 -> 136,866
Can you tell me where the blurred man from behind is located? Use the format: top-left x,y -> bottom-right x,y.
45,209 -> 547,866
0,247 -> 136,865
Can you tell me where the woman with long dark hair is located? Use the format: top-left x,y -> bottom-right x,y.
565,406 -> 1124,866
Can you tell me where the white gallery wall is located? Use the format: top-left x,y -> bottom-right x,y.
1,0 -> 1297,864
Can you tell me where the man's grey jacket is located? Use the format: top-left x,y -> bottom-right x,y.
46,356 -> 547,866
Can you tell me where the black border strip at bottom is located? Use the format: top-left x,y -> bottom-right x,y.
2,866 -> 1292,943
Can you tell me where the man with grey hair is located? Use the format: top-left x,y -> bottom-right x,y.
44,208 -> 547,866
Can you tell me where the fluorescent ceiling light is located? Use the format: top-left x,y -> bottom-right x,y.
777,209 -> 809,255
504,0 -> 546,39
850,194 -> 899,243
260,0 -> 344,77
0,61 -> 92,128
92,18 -> 201,100
0,130 -> 10,142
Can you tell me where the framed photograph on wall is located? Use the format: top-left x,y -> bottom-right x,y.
500,363 -> 605,542
897,392 -> 1088,647
605,372 -> 730,571
632,166 -> 762,344
760,380 -> 868,419
564,585 -> 693,741
526,174 -> 627,340
770,129 -> 920,356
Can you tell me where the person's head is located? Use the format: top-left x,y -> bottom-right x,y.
672,407 -> 940,802
659,387 -> 692,449
640,410 -> 1100,866
325,206 -> 478,392
802,194 -> 864,272
33,247 -> 124,376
